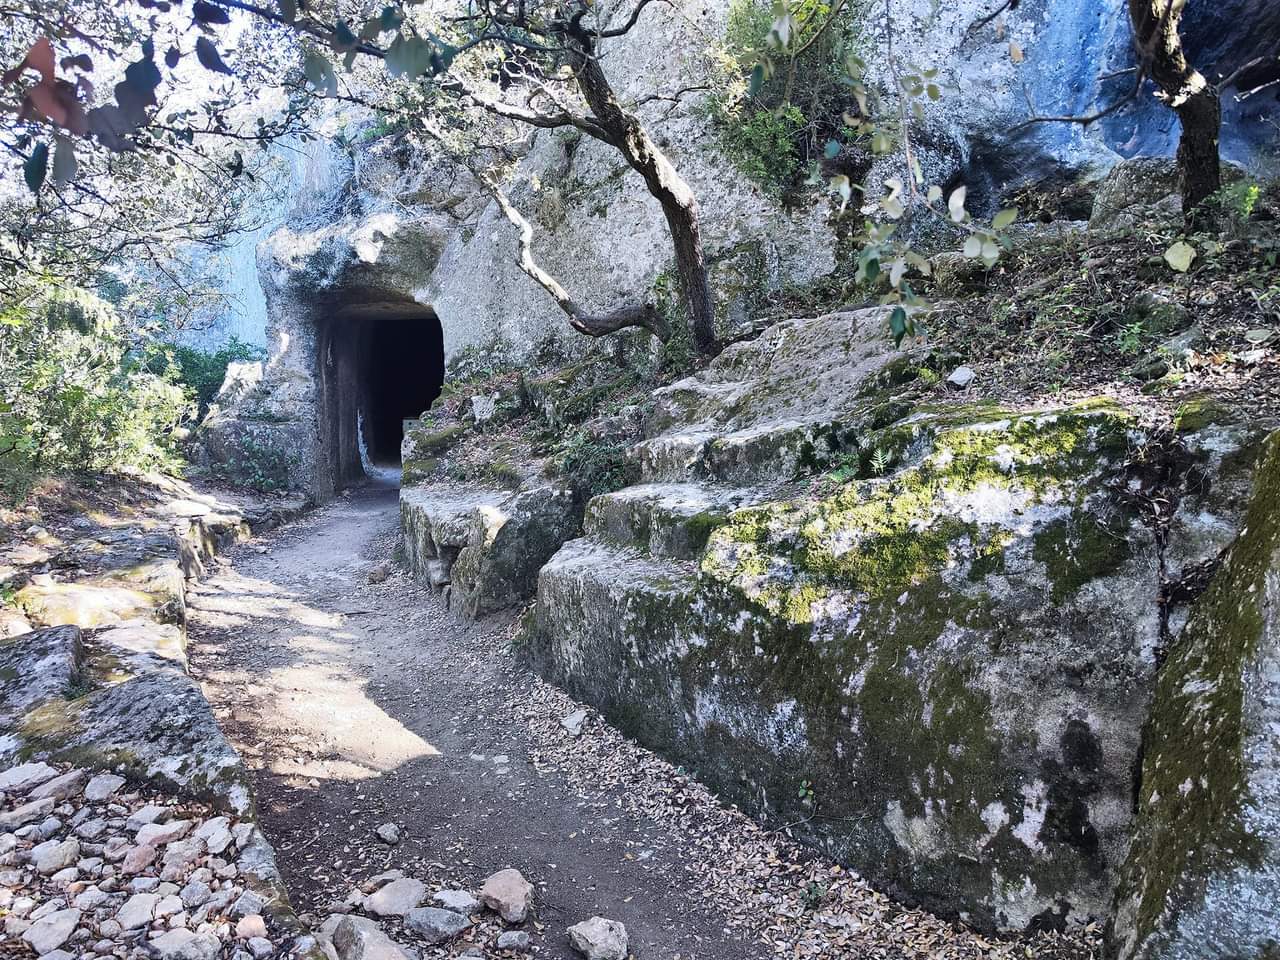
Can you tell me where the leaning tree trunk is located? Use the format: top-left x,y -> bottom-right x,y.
568,32 -> 718,357
1129,0 -> 1222,213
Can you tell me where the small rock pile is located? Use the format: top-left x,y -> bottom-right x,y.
0,761 -> 304,960
316,867 -> 626,960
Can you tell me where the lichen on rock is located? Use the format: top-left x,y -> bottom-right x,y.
1109,430 -> 1280,960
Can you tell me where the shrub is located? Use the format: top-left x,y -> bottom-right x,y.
164,337 -> 265,417
0,287 -> 193,499
711,0 -> 859,196
553,430 -> 639,500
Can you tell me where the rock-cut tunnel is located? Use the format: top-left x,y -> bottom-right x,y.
316,297 -> 443,488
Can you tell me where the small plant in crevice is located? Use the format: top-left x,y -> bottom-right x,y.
551,429 -> 639,501
798,778 -> 817,807
801,880 -> 830,911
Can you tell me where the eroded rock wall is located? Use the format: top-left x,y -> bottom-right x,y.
1109,433 -> 1280,960
522,306 -> 1278,935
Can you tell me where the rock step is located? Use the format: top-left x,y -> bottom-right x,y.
528,539 -> 698,702
630,417 -> 856,485
583,482 -> 768,560
400,483 -> 579,619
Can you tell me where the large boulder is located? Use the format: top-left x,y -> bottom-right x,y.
524,307 -> 1277,934
532,399 -> 1158,931
401,483 -> 580,619
1109,432 -> 1280,960
5,671 -> 253,814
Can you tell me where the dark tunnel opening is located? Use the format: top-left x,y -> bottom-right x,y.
358,313 -> 445,466
316,304 -> 444,493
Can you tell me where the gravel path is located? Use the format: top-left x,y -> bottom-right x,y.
185,481 -> 1098,960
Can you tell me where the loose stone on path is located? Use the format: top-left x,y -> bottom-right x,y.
478,868 -> 533,924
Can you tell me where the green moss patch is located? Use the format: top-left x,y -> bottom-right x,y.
1115,431 -> 1280,949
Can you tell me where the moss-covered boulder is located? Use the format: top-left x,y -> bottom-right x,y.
531,400 -> 1163,932
1109,430 -> 1280,960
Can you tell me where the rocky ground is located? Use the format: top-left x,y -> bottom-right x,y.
182,481 -> 1099,960
0,761 -> 306,960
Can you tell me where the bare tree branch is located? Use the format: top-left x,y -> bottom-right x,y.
483,175 -> 669,341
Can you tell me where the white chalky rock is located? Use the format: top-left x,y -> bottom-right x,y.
126,804 -> 168,830
236,914 -> 268,940
0,762 -> 59,793
118,893 -> 160,929
567,917 -> 628,960
431,890 -> 479,914
136,820 -> 191,846
148,928 -> 222,960
363,878 -> 426,917
946,365 -> 976,390
83,774 -> 126,802
34,838 -> 81,874
560,709 -> 588,737
0,797 -> 55,831
193,818 -> 233,856
496,931 -> 531,952
28,769 -> 88,801
403,907 -> 469,944
22,908 -> 81,955
331,915 -> 413,960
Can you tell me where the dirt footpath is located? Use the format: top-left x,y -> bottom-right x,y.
186,481 -> 1097,960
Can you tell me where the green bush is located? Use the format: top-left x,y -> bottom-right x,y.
712,0 -> 858,195
0,287 -> 193,499
721,104 -> 808,193
217,435 -> 293,493
164,337 -> 264,417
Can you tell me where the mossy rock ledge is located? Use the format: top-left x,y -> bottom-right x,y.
521,308 -> 1279,936
1108,431 -> 1280,960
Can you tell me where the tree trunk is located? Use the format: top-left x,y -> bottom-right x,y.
567,30 -> 718,357
1129,0 -> 1222,213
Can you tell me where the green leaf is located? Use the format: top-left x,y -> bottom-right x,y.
747,64 -> 765,98
332,20 -> 358,52
51,136 -> 76,185
195,37 -> 233,75
23,142 -> 48,193
384,34 -> 433,79
947,185 -> 967,223
889,306 -> 909,347
823,139 -> 840,160
192,1 -> 230,24
991,206 -> 1018,231
379,6 -> 403,31
1163,240 -> 1196,273
962,235 -> 982,258
303,50 -> 337,95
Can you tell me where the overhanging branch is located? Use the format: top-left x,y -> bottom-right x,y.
483,175 -> 669,341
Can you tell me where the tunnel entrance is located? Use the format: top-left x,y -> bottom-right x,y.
316,302 -> 444,491
358,314 -> 444,465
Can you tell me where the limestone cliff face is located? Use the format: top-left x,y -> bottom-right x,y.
200,0 -> 1280,502
521,305 -> 1278,938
